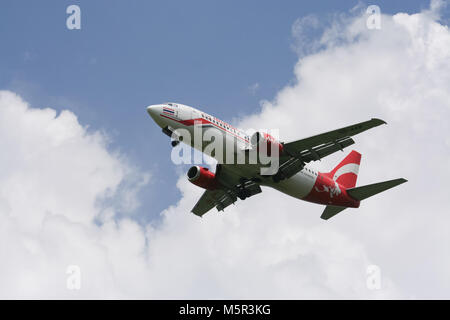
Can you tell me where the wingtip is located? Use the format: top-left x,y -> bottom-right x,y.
371,118 -> 387,125
392,178 -> 408,186
191,210 -> 203,218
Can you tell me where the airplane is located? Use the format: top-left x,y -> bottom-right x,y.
146,102 -> 407,220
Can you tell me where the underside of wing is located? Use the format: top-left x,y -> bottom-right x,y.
283,118 -> 386,156
274,118 -> 386,181
191,164 -> 262,217
191,188 -> 237,217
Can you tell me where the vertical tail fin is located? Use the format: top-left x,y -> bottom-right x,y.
327,150 -> 361,188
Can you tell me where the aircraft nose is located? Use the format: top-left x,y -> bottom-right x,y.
146,105 -> 161,119
146,104 -> 167,128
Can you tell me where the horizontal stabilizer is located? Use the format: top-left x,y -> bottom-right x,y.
321,205 -> 347,220
346,178 -> 407,201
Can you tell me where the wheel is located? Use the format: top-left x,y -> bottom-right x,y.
237,189 -> 247,200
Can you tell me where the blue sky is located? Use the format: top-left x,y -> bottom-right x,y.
0,0 -> 438,221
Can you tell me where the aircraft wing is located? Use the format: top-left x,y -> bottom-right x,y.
275,118 -> 386,180
191,164 -> 262,217
191,189 -> 236,216
283,118 -> 386,155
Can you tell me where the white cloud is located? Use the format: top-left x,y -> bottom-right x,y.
0,1 -> 449,299
291,14 -> 322,56
0,91 -> 150,298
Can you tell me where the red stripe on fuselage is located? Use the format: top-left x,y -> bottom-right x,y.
160,114 -> 249,143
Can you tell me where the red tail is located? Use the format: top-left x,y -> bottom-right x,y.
326,150 -> 361,188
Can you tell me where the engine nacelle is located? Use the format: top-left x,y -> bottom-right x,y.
187,166 -> 218,190
250,131 -> 284,157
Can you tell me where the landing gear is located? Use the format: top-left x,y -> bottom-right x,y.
163,126 -> 183,147
237,187 -> 251,200
236,178 -> 261,200
171,136 -> 182,147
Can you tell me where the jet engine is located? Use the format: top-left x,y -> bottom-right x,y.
187,166 -> 218,190
250,131 -> 284,157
